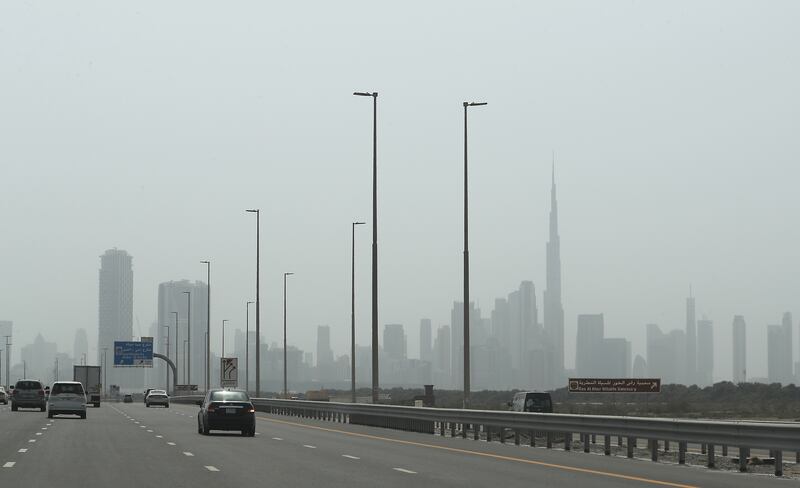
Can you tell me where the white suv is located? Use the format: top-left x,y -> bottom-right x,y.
0,386 -> 7,405
48,381 -> 87,419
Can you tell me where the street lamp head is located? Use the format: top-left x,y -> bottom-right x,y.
246,209 -> 259,213
353,221 -> 366,226
285,272 -> 294,277
200,260 -> 210,264
247,301 -> 254,305
465,101 -> 488,107
353,91 -> 377,98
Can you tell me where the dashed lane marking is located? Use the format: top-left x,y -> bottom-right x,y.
258,416 -> 700,488
18,449 -> 27,453
156,435 -> 163,438
28,440 -> 36,443
393,468 -> 416,474
342,455 -> 360,460
303,445 -> 317,449
3,462 -> 15,468
35,433 -> 42,436
272,437 -> 283,441
183,452 -> 194,457
167,442 -> 176,446
205,466 -> 220,472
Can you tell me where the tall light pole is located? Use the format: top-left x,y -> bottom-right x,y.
101,347 -> 108,396
171,312 -> 179,386
183,290 -> 191,387
246,301 -> 253,393
283,272 -> 294,399
3,336 -> 11,388
246,208 -> 261,397
161,325 -> 170,392
201,260 -> 211,393
221,319 -> 229,359
353,90 -> 380,403
183,340 -> 188,384
351,221 -> 365,402
462,100 -> 487,410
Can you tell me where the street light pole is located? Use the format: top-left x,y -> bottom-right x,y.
201,260 -> 211,393
283,272 -> 294,399
102,347 -> 108,396
183,290 -> 191,387
351,221 -> 365,402
161,325 -> 170,392
462,100 -> 487,410
171,311 -> 179,387
221,320 -> 229,359
183,340 -> 188,384
3,336 -> 11,388
353,90 -> 379,403
246,209 -> 261,397
246,301 -> 253,393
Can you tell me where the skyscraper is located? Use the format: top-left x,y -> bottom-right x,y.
73,328 -> 88,364
157,279 -> 208,388
696,319 -> 713,386
419,319 -> 432,363
575,314 -> 605,377
543,162 -> 564,386
433,325 -> 451,388
316,325 -> 334,381
685,295 -> 697,385
98,248 -> 133,388
383,324 -> 407,361
732,315 -> 747,383
767,314 -> 793,384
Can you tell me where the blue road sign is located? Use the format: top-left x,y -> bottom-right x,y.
114,341 -> 153,367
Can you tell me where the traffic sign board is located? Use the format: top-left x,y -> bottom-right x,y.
114,341 -> 153,367
220,357 -> 238,387
568,378 -> 661,393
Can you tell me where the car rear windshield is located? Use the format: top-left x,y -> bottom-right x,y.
15,380 -> 42,390
210,391 -> 249,402
51,383 -> 85,395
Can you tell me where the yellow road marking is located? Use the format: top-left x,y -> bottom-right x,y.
258,415 -> 698,488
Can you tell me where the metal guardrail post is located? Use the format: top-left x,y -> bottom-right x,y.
462,423 -> 468,439
738,447 -> 748,472
564,432 -> 571,451
627,437 -> 635,458
474,424 -> 479,440
486,426 -> 492,442
701,443 -> 706,454
775,450 -> 783,477
514,430 -> 520,445
617,436 -> 622,447
604,435 -> 611,455
721,444 -> 727,456
678,441 -> 687,464
664,440 -> 670,452
591,434 -> 596,444
450,422 -> 456,438
584,434 -> 590,453
650,439 -> 658,462
500,427 -> 506,444
530,430 -> 535,447
707,444 -> 715,468
546,432 -> 553,449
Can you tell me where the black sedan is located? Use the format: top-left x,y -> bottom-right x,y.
197,389 -> 256,436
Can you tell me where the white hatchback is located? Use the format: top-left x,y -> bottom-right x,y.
48,381 -> 87,419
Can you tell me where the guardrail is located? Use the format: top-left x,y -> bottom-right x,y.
172,396 -> 800,476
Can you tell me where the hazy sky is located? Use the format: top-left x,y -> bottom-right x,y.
1,1 -> 798,381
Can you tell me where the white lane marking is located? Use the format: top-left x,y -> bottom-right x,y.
204,466 -> 220,472
342,455 -> 360,460
140,426 -> 146,428
303,445 -> 317,449
183,452 -> 194,457
255,432 -> 261,436
42,427 -> 48,430
147,429 -> 153,432
393,468 -> 417,474
35,432 -> 42,436
3,462 -> 15,468
156,435 -> 163,438
28,439 -> 36,443
272,437 -> 283,441
18,449 -> 27,453
167,442 -> 176,446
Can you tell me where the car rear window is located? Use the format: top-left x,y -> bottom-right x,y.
51,383 -> 85,395
15,380 -> 42,390
210,391 -> 249,402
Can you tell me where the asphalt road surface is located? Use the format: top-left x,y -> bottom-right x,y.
0,402 -> 791,487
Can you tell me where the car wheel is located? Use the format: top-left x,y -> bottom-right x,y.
197,420 -> 203,434
47,411 -> 53,419
165,404 -> 170,408
201,419 -> 210,435
40,406 -> 46,412
146,403 -> 150,408
11,403 -> 17,411
80,412 -> 86,419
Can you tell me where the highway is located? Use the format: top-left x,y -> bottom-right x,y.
0,402 -> 791,487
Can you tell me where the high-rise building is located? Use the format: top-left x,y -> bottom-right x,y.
98,248 -> 133,389
433,325 -> 451,387
543,164 -> 565,386
450,301 -> 482,389
383,324 -> 407,361
21,333 -> 57,385
696,319 -> 713,386
732,315 -> 747,383
685,296 -> 697,385
0,321 -> 12,381
419,319 -> 432,363
157,279 -> 209,388
316,326 -> 334,381
73,328 -> 88,364
632,354 -> 647,377
767,315 -> 793,385
646,323 -> 685,384
575,314 -> 605,377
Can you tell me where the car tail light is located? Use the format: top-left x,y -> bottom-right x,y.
38,390 -> 45,397
207,406 -> 216,413
248,408 -> 255,413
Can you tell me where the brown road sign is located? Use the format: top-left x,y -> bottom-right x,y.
568,378 -> 661,393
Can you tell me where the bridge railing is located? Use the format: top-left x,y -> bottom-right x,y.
172,396 -> 800,476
